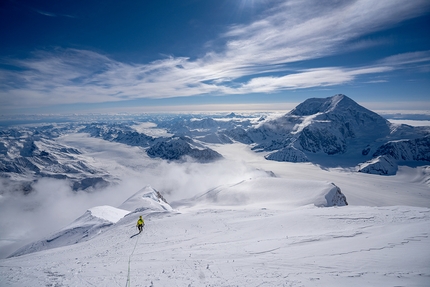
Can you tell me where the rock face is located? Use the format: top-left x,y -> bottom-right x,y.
324,183 -> 349,207
146,136 -> 223,162
358,156 -> 398,176
265,147 -> 309,162
247,94 -> 392,157
290,94 -> 390,147
358,137 -> 430,175
373,137 -> 430,161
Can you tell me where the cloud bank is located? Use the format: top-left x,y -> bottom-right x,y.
0,133 -> 270,258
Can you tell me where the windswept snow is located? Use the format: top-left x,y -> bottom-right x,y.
1,204 -> 429,287
86,206 -> 130,224
175,178 -> 347,208
9,205 -> 130,258
1,140 -> 429,286
9,188 -> 171,258
118,186 -> 173,213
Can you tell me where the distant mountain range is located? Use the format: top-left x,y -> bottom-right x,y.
1,94 -> 429,193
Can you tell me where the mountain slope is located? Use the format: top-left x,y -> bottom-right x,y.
1,198 -> 429,286
146,136 -> 223,162
9,186 -> 172,257
254,94 -> 391,155
0,129 -> 111,192
175,178 -> 347,208
223,94 -> 430,175
8,179 -> 346,258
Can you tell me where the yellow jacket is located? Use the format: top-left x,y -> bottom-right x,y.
137,218 -> 144,226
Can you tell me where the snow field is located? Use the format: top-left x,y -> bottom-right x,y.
1,126 -> 430,286
1,204 -> 429,287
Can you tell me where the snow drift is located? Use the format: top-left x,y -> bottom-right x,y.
174,178 -> 347,208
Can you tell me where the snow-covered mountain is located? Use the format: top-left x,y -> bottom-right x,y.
287,94 -> 391,154
357,155 -> 398,175
80,122 -> 224,162
358,137 -> 430,175
237,94 -> 392,157
0,127 -> 110,192
118,185 -> 172,213
373,137 -> 430,162
0,122 -> 225,192
1,94 -> 428,197
224,94 -> 430,175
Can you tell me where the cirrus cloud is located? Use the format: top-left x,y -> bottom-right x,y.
0,0 -> 429,112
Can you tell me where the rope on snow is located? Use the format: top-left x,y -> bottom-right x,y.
125,228 -> 141,287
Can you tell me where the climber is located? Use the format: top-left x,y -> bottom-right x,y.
136,216 -> 144,233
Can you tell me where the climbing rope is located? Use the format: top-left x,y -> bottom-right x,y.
125,229 -> 141,287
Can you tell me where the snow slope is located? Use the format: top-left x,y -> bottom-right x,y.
1,146 -> 429,286
1,203 -> 429,286
118,186 -> 172,213
9,186 -> 170,257
175,178 -> 347,208
9,205 -> 129,258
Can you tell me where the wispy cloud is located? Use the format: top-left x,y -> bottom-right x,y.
380,51 -> 430,66
35,10 -> 57,17
234,66 -> 394,93
0,0 -> 429,112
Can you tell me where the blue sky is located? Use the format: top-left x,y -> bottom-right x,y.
0,0 -> 429,115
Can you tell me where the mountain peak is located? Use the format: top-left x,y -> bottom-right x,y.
288,94 -> 353,116
250,94 -> 393,158
118,185 -> 172,213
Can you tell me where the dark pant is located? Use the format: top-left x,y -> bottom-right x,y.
138,224 -> 143,232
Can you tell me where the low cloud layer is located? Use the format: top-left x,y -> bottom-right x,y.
0,133 -> 271,258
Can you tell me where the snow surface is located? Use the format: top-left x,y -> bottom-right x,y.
1,204 -> 429,286
118,186 -> 173,212
388,119 -> 430,127
88,206 -> 130,224
1,140 -> 429,286
9,205 -> 130,258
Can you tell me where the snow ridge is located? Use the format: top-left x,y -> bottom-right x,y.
9,186 -> 172,258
